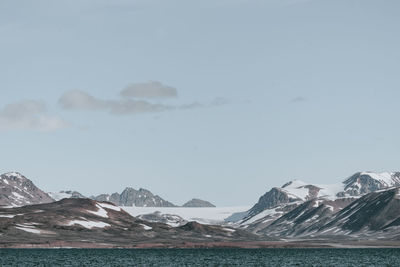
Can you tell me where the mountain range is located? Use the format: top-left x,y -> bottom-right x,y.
238,171 -> 400,241
1,172 -> 215,208
3,170 -> 400,247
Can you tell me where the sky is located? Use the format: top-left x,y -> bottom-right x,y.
0,0 -> 400,206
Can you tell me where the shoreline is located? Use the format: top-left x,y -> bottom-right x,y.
1,241 -> 400,249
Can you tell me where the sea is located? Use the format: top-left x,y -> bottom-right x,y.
0,248 -> 399,266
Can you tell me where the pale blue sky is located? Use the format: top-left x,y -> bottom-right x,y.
1,0 -> 399,205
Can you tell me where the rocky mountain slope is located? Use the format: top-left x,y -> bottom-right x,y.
242,172 -> 400,223
183,198 -> 216,207
252,198 -> 354,237
91,187 -> 176,207
0,198 -> 259,248
239,172 -> 400,239
309,187 -> 400,239
340,172 -> 400,197
253,187 -> 400,240
0,172 -> 54,207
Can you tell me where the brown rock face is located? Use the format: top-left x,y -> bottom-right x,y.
0,172 -> 54,207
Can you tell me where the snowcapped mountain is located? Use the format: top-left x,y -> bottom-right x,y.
257,187 -> 400,239
0,172 -> 54,207
91,187 -> 176,207
312,187 -> 400,238
251,197 -> 355,237
240,171 -> 400,234
340,172 -> 400,197
242,180 -> 343,222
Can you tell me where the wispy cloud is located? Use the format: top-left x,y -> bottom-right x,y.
59,90 -> 172,115
291,96 -> 307,103
0,100 -> 68,131
58,90 -> 110,110
59,82 -> 226,116
121,81 -> 178,99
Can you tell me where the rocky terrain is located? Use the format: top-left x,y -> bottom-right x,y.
91,187 -> 176,207
243,172 -> 400,222
0,198 -> 259,248
238,172 -> 400,239
310,187 -> 400,239
0,172 -> 54,207
4,170 -> 400,247
137,211 -> 188,227
250,187 -> 400,241
183,198 -> 216,207
48,187 -> 177,208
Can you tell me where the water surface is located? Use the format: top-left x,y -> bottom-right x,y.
0,248 -> 399,266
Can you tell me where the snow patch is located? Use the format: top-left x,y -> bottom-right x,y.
222,228 -> 236,233
67,220 -> 110,229
140,224 -> 152,230
0,214 -> 15,218
98,203 -> 121,212
88,204 -> 108,218
15,223 -> 44,234
281,180 -> 345,201
15,226 -> 41,234
11,192 -> 24,199
242,207 -> 282,225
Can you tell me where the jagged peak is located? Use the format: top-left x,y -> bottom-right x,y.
2,171 -> 25,179
138,188 -> 152,193
123,187 -> 136,191
344,171 -> 400,187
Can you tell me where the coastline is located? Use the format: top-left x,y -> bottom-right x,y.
1,241 -> 400,249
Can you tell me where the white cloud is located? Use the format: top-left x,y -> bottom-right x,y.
0,100 -> 68,131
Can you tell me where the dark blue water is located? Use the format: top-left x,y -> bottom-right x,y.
0,248 -> 399,266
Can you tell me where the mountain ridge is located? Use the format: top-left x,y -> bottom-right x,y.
238,171 -> 400,239
0,198 -> 259,248
243,171 -> 400,222
0,172 -> 54,207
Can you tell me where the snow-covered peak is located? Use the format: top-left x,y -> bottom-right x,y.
358,172 -> 400,187
281,172 -> 400,201
341,171 -> 400,197
0,172 -> 54,207
2,172 -> 25,180
280,180 -> 312,201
